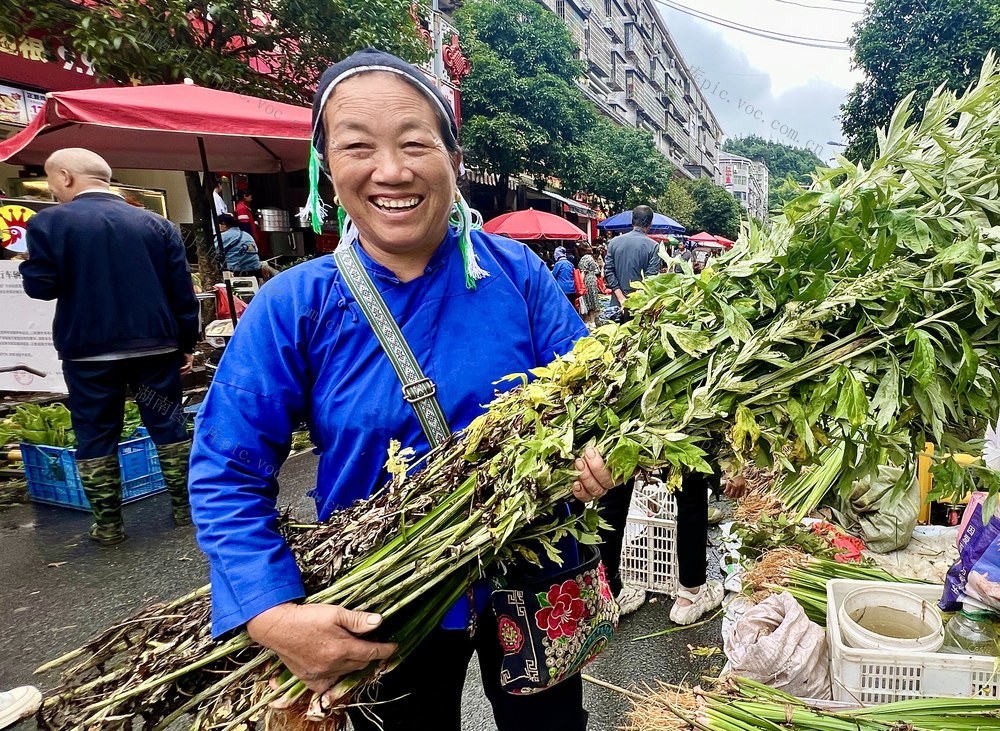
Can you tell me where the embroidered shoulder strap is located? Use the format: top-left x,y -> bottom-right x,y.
335,244 -> 452,448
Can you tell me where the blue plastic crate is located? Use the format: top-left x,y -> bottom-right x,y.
22,427 -> 166,511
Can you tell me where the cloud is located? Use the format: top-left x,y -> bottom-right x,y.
660,4 -> 854,161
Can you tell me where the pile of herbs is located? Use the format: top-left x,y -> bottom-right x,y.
0,402 -> 143,448
35,56 -> 1000,729
627,676 -> 1000,730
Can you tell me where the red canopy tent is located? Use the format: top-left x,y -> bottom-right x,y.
688,231 -> 720,244
483,209 -> 587,241
0,82 -> 312,172
0,83 -> 313,326
715,236 -> 736,249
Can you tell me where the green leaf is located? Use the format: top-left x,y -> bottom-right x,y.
730,404 -> 762,455
607,437 -> 640,483
834,370 -> 868,428
956,333 -> 980,392
720,302 -> 753,343
786,399 -> 816,452
670,328 -> 713,357
906,328 -> 936,389
536,591 -> 551,608
870,358 -> 901,430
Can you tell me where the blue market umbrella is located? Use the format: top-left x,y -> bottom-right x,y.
597,210 -> 686,234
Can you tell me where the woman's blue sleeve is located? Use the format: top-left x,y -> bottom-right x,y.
189,279 -> 313,637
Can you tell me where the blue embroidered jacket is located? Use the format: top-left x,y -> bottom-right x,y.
190,228 -> 587,637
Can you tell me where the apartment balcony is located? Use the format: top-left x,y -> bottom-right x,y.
603,13 -> 624,41
587,38 -> 613,78
637,104 -> 663,130
668,101 -> 688,124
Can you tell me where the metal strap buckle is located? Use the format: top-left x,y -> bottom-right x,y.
402,378 -> 437,404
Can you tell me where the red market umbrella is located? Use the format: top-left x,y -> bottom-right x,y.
688,231 -> 720,244
715,236 -> 736,249
0,82 -> 312,173
483,208 -> 587,241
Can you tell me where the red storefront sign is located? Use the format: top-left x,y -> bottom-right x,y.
0,35 -> 111,92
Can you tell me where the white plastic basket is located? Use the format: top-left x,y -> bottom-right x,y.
828,579 -> 1000,704
619,479 -> 678,596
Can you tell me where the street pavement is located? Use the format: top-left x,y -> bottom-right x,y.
0,452 -> 724,730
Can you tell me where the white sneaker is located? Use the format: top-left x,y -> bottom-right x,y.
616,584 -> 646,615
669,580 -> 723,625
0,686 -> 41,730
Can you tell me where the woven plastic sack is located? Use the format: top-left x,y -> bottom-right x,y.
827,465 -> 920,553
726,592 -> 832,700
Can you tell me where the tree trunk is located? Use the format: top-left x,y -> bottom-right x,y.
185,170 -> 222,286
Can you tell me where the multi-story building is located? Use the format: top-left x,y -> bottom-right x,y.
717,152 -> 769,221
435,0 -> 723,181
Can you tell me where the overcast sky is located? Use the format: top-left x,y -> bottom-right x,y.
656,0 -> 865,162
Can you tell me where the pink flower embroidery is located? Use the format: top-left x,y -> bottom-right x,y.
597,562 -> 613,602
497,616 -> 525,654
535,580 -> 586,640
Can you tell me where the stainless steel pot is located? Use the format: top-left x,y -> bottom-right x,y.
259,207 -> 290,232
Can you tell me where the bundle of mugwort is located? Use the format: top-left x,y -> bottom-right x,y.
37,55 -> 1000,729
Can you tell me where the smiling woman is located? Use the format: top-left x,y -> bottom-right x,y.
188,48 -> 615,731
322,72 -> 462,279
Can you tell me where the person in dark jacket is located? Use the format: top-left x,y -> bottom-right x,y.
21,148 -> 200,545
603,205 -> 660,310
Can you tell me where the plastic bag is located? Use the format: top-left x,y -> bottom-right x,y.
726,592 -> 832,700
941,497 -> 1000,611
827,465 -> 920,554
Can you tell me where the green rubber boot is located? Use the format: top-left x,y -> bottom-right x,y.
77,454 -> 127,545
157,439 -> 193,526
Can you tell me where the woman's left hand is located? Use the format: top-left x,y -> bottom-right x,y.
572,447 -> 615,502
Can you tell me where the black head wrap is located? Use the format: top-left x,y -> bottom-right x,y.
310,47 -> 458,163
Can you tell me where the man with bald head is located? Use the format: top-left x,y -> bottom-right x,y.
21,148 -> 200,545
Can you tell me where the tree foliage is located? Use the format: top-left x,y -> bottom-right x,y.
1,0 -> 427,103
561,118 -> 674,213
686,177 -> 742,240
841,0 -> 1000,162
722,134 -> 823,211
654,179 -> 696,230
455,0 -> 593,212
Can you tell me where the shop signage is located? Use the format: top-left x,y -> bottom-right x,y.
0,84 -> 45,126
0,204 -> 36,253
0,261 -> 65,393
0,35 -> 108,93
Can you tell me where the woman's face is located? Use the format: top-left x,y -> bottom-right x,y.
323,73 -> 461,257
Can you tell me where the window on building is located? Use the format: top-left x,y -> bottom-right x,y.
624,23 -> 633,50
584,22 -> 591,52
556,0 -> 566,20
605,0 -> 613,16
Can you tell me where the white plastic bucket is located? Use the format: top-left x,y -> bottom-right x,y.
838,585 -> 944,652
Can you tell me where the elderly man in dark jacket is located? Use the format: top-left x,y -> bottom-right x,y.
21,148 -> 200,545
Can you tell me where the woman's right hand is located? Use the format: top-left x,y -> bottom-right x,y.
246,602 -> 398,696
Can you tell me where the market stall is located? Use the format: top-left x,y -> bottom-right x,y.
0,81 -> 313,266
